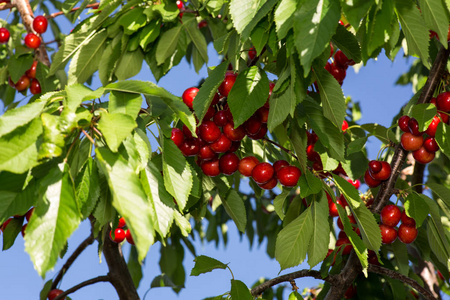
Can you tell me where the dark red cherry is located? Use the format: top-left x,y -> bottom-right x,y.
218,72 -> 237,97
223,122 -> 246,141
426,115 -> 441,137
219,152 -> 240,175
171,128 -> 184,147
380,204 -> 401,227
238,156 -> 260,177
198,145 -> 216,161
33,15 -> 48,34
398,224 -> 418,244
199,120 -> 221,143
273,160 -> 289,172
24,33 -> 41,49
408,118 -> 423,136
437,91 -> 450,112
364,170 -> 381,188
210,134 -> 231,153
179,138 -> 201,156
401,211 -> 416,227
368,160 -> 382,174
252,162 -> 275,184
277,166 -> 301,187
258,177 -> 278,190
401,132 -> 424,151
213,110 -> 230,127
413,146 -> 435,164
398,115 -> 410,132
244,115 -> 262,136
369,161 -> 391,181
423,137 -> 439,152
201,159 -> 220,177
380,224 -> 397,244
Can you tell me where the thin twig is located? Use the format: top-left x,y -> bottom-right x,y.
53,275 -> 110,300
81,129 -> 96,145
48,3 -> 100,19
0,2 -> 14,10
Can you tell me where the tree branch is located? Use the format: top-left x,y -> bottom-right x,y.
48,3 -> 100,19
53,275 -> 111,300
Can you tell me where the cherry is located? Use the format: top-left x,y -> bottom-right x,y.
33,15 -> 48,34
400,132 -> 424,151
273,160 -> 289,172
364,170 -> 381,188
248,47 -> 256,60
398,115 -> 410,132
334,50 -> 351,69
380,224 -> 397,244
368,250 -> 380,265
24,33 -> 41,49
15,75 -> 30,92
438,111 -> 449,123
307,131 -> 319,145
213,110 -> 230,127
344,284 -> 357,299
176,0 -> 185,10
210,133 -> 231,153
338,230 -> 348,239
201,159 -> 220,177
0,27 -> 10,43
341,120 -> 348,132
171,128 -> 184,147
218,72 -> 237,97
335,237 -> 352,255
223,122 -> 245,141
401,211 -> 416,227
326,62 -> 346,84
118,217 -> 126,228
110,228 -> 126,243
26,61 -> 38,78
247,123 -> 267,140
182,124 -> 193,138
198,145 -> 216,161
125,229 -> 134,245
48,289 -> 65,300
368,160 -> 382,174
199,120 -> 221,143
179,138 -> 201,156
437,91 -> 450,112
380,204 -> 401,227
29,79 -> 41,95
328,200 -> 339,217
25,207 -> 34,221
369,161 -> 391,181
182,87 -> 198,110
398,224 -> 418,244
238,156 -> 260,177
229,140 -> 241,152
257,107 -> 269,123
258,177 -> 278,190
347,179 -> 360,189
204,105 -> 216,120
426,115 -> 441,137
198,20 -> 208,29
413,146 -> 435,164
337,214 -> 356,230
277,166 -> 301,187
251,162 -> 275,184
423,137 -> 439,152
219,152 -> 240,175
408,118 -> 423,136
267,81 -> 275,101
244,115 -> 262,136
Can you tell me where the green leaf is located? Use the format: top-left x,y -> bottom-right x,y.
394,0 -> 431,68
230,279 -> 253,300
99,33 -> 124,85
229,0 -> 263,35
435,123 -> 450,159
307,192 -> 330,267
115,49 -> 144,81
190,255 -> 228,276
341,0 -> 375,30
118,7 -> 147,34
109,91 -> 143,117
2,217 -> 23,250
0,182 -> 36,224
404,193 -> 429,227
183,16 -> 209,64
289,121 -> 308,172
275,207 -> 313,270
288,291 -> 304,300
361,123 -> 398,144
156,25 -> 182,65
228,66 -> 269,127
97,112 -> 137,152
0,100 -> 46,138
193,62 -> 228,122
65,84 -> 94,111
410,103 -> 436,131
426,182 -> 450,210
299,169 -> 322,198
294,0 -> 340,75
347,137 -> 367,155
162,137 -> 193,211
0,118 -> 42,174
24,163 -> 81,276
273,189 -> 290,220
313,66 -> 346,128
274,0 -> 297,39
139,21 -> 161,50
268,81 -> 293,132
68,30 -> 108,84
391,239 -> 409,275
331,24 -> 361,63
364,0 -> 395,56
96,147 -> 155,262
8,55 -> 34,83
222,189 -> 247,233
75,158 -> 100,219
418,0 -> 449,49
241,0 -> 278,40
127,247 -> 143,288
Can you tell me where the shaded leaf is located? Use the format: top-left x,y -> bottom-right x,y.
190,255 -> 228,276
222,189 -> 247,233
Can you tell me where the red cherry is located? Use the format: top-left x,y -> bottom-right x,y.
347,179 -> 360,189
247,123 -> 267,140
238,156 -> 260,177
335,237 -> 352,255
334,50 -> 351,69
33,15 -> 48,34
244,115 -> 262,136
201,159 -> 220,177
176,0 -> 185,10
223,122 -> 246,141
26,60 -> 38,79
327,62 -> 346,84
341,120 -> 348,132
0,27 -> 10,43
398,224 -> 418,244
364,170 -> 381,188
368,160 -> 382,173
337,214 -> 356,230
380,204 -> 401,227
29,79 -> 41,95
24,33 -> 41,49
258,177 -> 278,190
48,289 -> 65,300
25,207 -> 34,222
15,75 -> 30,92
179,138 -> 201,156
273,160 -> 289,172
423,137 -> 439,152
344,285 -> 357,299
408,118 -> 423,136
110,228 -> 126,243
213,110 -> 230,127
257,107 -> 269,123
198,145 -> 216,161
368,250 -> 380,265
182,124 -> 193,138
413,146 -> 435,164
218,72 -> 237,97
251,162 -> 275,184
380,224 -> 397,244
426,115 -> 441,137
125,229 -> 134,245
199,120 -> 221,143
229,141 -> 241,152
369,161 -> 391,181
248,47 -> 256,60
439,111 -> 449,123
277,166 -> 301,187
204,105 -> 216,120
307,131 -> 319,145
401,211 -> 416,227
328,197 -> 347,217
171,128 -> 184,147
398,115 -> 411,132
118,217 -> 126,228
437,91 -> 450,112
182,87 -> 198,110
219,152 -> 240,175
198,20 -> 208,29
401,132 -> 424,151
210,133 -> 231,153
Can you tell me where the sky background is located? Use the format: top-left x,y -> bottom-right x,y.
0,5 -> 428,300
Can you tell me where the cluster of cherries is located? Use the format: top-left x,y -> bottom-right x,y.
399,91 -> 450,164
0,206 -> 34,237
9,60 -> 41,94
109,217 -> 134,245
325,48 -> 355,85
364,160 -> 391,188
379,204 -> 417,244
170,72 -> 301,189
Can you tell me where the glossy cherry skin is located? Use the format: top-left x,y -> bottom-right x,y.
401,132 -> 424,151
0,27 -> 10,43
408,118 -> 423,136
401,211 -> 416,227
218,72 -> 237,97
24,33 -> 41,49
257,107 -> 269,123
426,115 -> 441,137
229,141 -> 241,152
125,229 -> 134,245
48,289 -> 65,300
213,110 -> 230,127
176,0 -> 185,10
15,75 -> 30,92
171,128 -> 184,147
380,204 -> 401,227
210,133 -> 232,153
398,224 -> 418,244
368,160 -> 382,174
247,123 -> 267,140
204,105 -> 216,120
238,156 -> 259,177
198,145 -> 216,161
347,179 -> 360,189
258,177 -> 278,190
29,79 -> 41,94
369,161 -> 391,181
364,170 -> 381,188
33,15 -> 48,34
335,237 -> 352,255
326,62 -> 346,85
219,152 -> 240,175
437,91 -> 450,112
252,162 -> 275,184
223,122 -> 246,141
380,224 -> 397,244
413,146 -> 435,164
423,137 -> 439,152
273,160 -> 289,172
199,120 -> 221,143
277,166 -> 301,187
26,60 -> 38,78
182,87 -> 198,110
244,115 -> 262,136
118,217 -> 126,228
341,120 -> 348,132
307,131 -> 319,145
110,228 -> 126,243
201,159 -> 220,177
334,50 -> 351,69
179,138 -> 201,156
398,115 -> 410,132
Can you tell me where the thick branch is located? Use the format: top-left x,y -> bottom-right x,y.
0,2 -> 14,10
368,264 -> 437,300
51,233 -> 95,290
250,269 -> 333,296
53,275 -> 110,300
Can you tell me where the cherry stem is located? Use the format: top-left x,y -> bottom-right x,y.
63,131 -> 82,163
48,3 -> 100,19
81,129 -> 96,145
52,275 -> 111,300
262,137 -> 298,160
226,265 -> 235,280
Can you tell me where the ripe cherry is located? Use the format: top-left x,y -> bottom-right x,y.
277,166 -> 301,187
213,110 -> 230,127
201,159 -> 220,177
198,145 -> 216,161
347,179 -> 360,189
248,47 -> 256,60
273,160 -> 289,172
15,75 -> 30,92
171,128 -> 184,147
423,137 -> 439,153
252,162 -> 275,184
413,146 -> 435,164
326,62 -> 346,85
0,27 -> 10,43
210,133 -> 232,153
401,132 -> 424,151
364,170 -> 381,188
229,140 -> 241,152
198,20 -> 208,29
307,131 -> 319,145
267,82 -> 275,102
219,152 -> 240,175
334,50 -> 351,69
398,115 -> 410,132
125,229 -> 134,245
341,120 -> 348,132
401,211 -> 416,227
426,115 -> 441,137
29,79 -> 41,95
182,87 -> 198,110
380,224 -> 397,244
238,156 -> 260,177
223,122 -> 246,141
244,115 -> 262,136
398,224 -> 418,244
110,228 -> 126,243
179,138 -> 201,156
24,33 -> 41,49
368,160 -> 382,174
437,91 -> 450,112
380,204 -> 401,227
176,0 -> 185,10
218,72 -> 237,97
118,217 -> 126,228
258,177 -> 278,190
369,161 -> 391,181
48,289 -> 65,300
408,118 -> 423,136
335,237 -> 352,255
26,60 -> 38,78
337,214 -> 356,230
33,15 -> 48,34
257,107 -> 269,123
204,105 -> 216,120
199,120 -> 221,143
